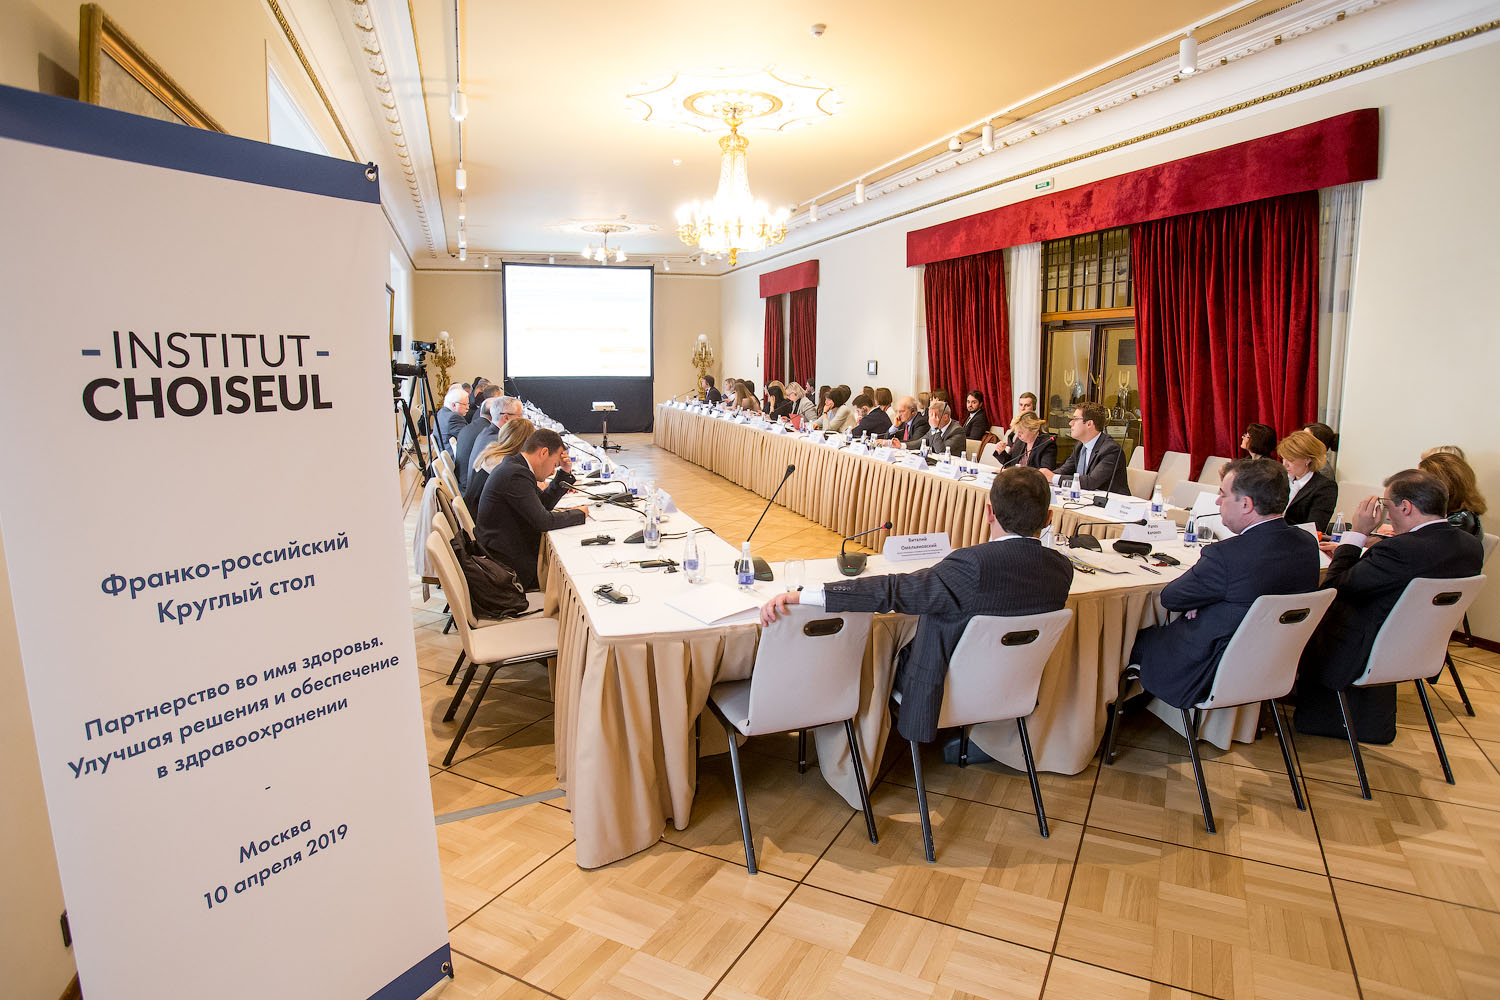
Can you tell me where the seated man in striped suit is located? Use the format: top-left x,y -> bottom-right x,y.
759,467 -> 1074,749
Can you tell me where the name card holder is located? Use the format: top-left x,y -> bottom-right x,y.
882,532 -> 952,563
872,445 -> 895,463
1122,521 -> 1176,544
1104,496 -> 1148,521
933,461 -> 961,480
903,453 -> 927,471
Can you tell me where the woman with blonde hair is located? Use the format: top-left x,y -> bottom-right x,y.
1279,429 -> 1337,532
996,412 -> 1056,469
1420,451 -> 1488,539
463,416 -> 535,513
1421,444 -> 1467,462
787,381 -> 818,423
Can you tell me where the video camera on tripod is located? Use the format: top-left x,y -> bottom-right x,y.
392,346 -> 440,479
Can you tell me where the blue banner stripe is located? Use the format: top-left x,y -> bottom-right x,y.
0,83 -> 379,204
367,943 -> 452,1000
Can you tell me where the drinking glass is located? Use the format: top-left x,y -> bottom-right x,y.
782,559 -> 805,593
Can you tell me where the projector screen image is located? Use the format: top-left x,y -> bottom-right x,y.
503,263 -> 653,378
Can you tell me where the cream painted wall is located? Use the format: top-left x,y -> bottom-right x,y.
722,36 -> 1500,635
411,270 -> 722,403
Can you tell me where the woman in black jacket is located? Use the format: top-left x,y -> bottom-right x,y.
1279,429 -> 1337,531
766,384 -> 793,420
996,413 -> 1056,470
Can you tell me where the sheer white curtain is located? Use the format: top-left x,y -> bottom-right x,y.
912,264 -> 929,393
1318,184 -> 1362,433
1005,243 -> 1042,410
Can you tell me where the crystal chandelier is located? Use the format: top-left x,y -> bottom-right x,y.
579,223 -> 629,264
675,98 -> 788,267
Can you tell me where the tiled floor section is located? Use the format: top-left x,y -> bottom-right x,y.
406,435 -> 1500,999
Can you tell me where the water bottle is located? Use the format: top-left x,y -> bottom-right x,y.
1330,511 -> 1346,544
737,541 -> 755,590
919,439 -> 930,459
944,445 -> 953,464
1069,476 -> 1081,502
644,497 -> 661,549
1184,517 -> 1198,547
627,470 -> 640,497
683,533 -> 704,584
1151,485 -> 1165,517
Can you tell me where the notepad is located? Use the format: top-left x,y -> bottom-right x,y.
665,583 -> 763,624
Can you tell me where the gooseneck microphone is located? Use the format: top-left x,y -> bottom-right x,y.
743,464 -> 796,580
838,521 -> 893,576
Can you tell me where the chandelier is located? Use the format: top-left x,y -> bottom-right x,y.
675,97 -> 789,267
579,223 -> 629,264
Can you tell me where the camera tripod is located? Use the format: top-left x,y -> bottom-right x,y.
394,359 -> 440,480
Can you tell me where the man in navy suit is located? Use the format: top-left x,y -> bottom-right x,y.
434,385 -> 469,450
1131,458 -> 1321,708
475,428 -> 585,590
759,467 -> 1074,744
1295,469 -> 1485,743
1042,402 -> 1130,495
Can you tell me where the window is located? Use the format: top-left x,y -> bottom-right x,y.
1040,226 -> 1138,463
266,64 -> 327,156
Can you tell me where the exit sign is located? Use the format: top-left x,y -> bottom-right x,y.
1034,178 -> 1054,192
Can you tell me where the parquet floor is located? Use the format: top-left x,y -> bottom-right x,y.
403,435 -> 1500,1000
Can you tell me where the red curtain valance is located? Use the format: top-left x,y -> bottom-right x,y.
907,108 -> 1378,266
759,259 -> 819,297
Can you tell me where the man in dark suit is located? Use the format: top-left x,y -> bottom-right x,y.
700,375 -> 723,404
882,396 -> 929,445
758,467 -> 1073,744
434,385 -> 469,451
908,400 -> 967,455
1295,469 -> 1485,743
475,428 -> 586,590
1042,402 -> 1129,495
457,395 -> 523,490
1131,458 -> 1321,708
849,394 -> 892,438
453,387 -> 501,489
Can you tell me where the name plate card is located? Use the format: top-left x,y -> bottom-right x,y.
1104,496 -> 1148,521
932,461 -> 961,480
872,445 -> 895,462
882,532 -> 952,563
846,442 -> 869,456
903,453 -> 928,470
975,470 -> 996,488
1122,521 -> 1177,544
769,422 -> 788,434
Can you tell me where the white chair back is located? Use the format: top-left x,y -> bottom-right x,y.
1197,456 -> 1230,484
935,609 -> 1073,728
1154,451 -> 1191,496
741,607 -> 873,736
1169,479 -> 1212,510
1357,576 -> 1487,687
1482,532 -> 1498,564
1126,466 -> 1157,500
426,530 -> 478,643
1128,448 -> 1146,470
1196,591 -> 1337,708
978,441 -> 1003,467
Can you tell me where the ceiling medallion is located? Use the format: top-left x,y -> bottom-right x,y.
626,67 -> 841,133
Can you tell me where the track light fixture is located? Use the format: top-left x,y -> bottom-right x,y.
1179,33 -> 1199,75
853,179 -> 865,205
981,123 -> 994,153
455,166 -> 467,191
809,201 -> 818,222
450,88 -> 468,121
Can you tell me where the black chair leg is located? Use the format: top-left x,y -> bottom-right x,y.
442,607 -> 454,634
719,712 -> 757,874
844,720 -> 879,844
1336,689 -> 1371,799
1462,611 -> 1474,646
446,649 -> 466,685
1415,680 -> 1456,785
958,726 -> 971,768
1267,700 -> 1305,811
1446,653 -> 1475,717
444,664 -> 499,766
1103,667 -> 1136,766
1016,717 -> 1049,838
1181,708 -> 1216,834
444,661 -> 480,722
910,739 -> 936,863
797,729 -> 808,774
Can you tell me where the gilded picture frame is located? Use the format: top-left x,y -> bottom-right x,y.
78,3 -> 223,131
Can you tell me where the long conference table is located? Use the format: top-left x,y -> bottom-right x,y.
527,403 -> 1262,869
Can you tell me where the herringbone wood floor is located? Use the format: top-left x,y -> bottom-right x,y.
404,436 -> 1500,1000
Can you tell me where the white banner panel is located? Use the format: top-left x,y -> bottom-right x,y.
0,86 -> 448,998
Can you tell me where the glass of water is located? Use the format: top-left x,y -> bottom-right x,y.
782,559 -> 805,593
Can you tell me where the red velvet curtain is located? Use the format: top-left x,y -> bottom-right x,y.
788,288 -> 817,387
923,249 -> 1011,432
762,295 -> 785,385
1132,191 -> 1320,474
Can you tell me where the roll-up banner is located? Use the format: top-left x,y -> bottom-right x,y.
0,85 -> 449,998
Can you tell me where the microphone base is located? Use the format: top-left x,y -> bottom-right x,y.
1067,534 -> 1102,550
752,556 -> 774,582
836,553 -> 869,576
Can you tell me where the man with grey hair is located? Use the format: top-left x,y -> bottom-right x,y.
1295,467 -> 1484,744
435,384 -> 469,450
456,394 -> 521,490
909,399 -> 966,455
882,395 -> 929,445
